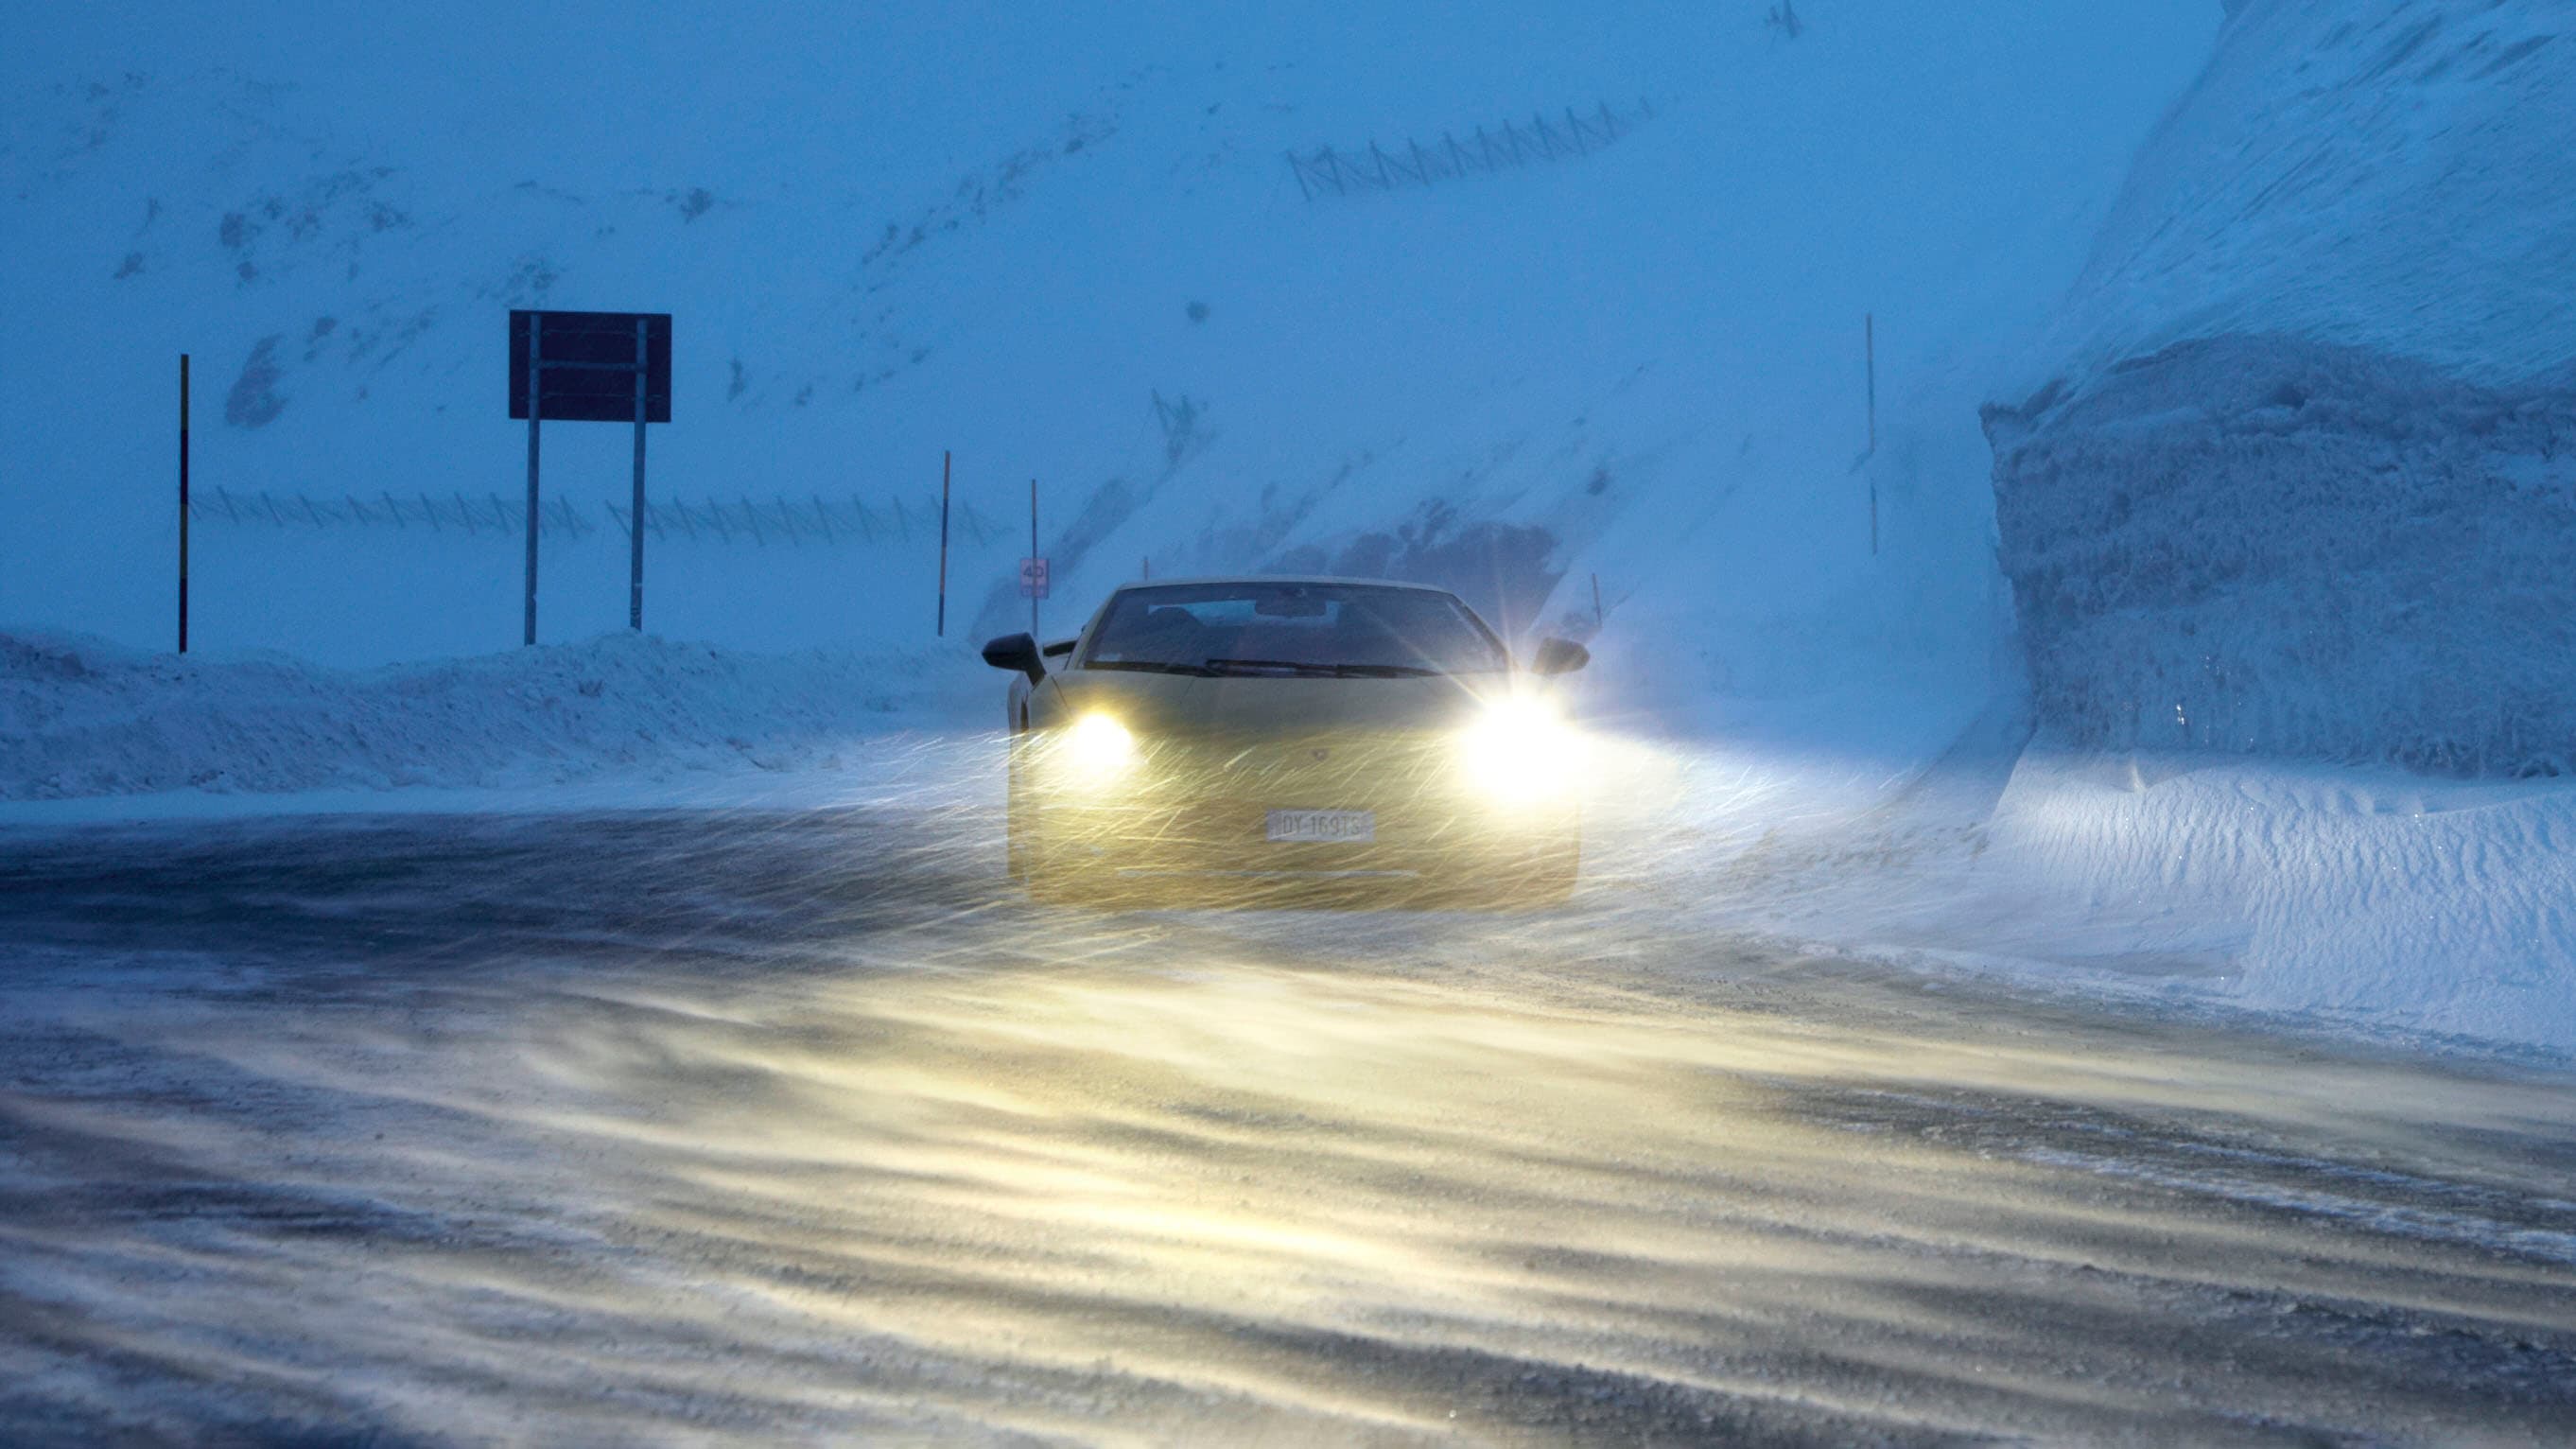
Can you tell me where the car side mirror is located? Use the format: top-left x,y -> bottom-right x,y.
981,632 -> 1046,685
1530,637 -> 1591,676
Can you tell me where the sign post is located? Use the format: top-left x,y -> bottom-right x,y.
508,309 -> 672,645
523,317 -> 543,646
178,354 -> 190,655
629,316 -> 648,631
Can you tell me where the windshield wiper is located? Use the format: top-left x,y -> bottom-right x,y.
1201,658 -> 1336,676
1319,662 -> 1443,677
1086,659 -> 1220,677
1201,658 -> 1443,678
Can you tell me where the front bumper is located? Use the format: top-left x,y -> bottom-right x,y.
1016,729 -> 1580,901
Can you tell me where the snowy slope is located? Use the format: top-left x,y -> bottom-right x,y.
4,2 -> 2216,701
1987,0 -> 2576,776
2028,0 -> 2576,392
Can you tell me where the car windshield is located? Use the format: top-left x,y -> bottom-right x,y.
1081,583 -> 1508,676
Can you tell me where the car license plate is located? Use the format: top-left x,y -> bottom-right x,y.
1266,809 -> 1375,844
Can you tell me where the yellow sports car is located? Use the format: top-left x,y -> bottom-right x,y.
980,576 -> 1590,907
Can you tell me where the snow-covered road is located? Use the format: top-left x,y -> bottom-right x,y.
3,803 -> 2573,1443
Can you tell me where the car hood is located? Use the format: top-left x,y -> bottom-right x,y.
1053,669 -> 1501,738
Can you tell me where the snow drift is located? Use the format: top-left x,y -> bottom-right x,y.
1650,716 -> 2576,1054
0,631 -> 961,802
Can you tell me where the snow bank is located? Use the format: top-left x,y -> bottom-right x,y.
1639,722 -> 2576,1056
1972,750 -> 2576,1050
1990,0 -> 2576,776
0,631 -> 970,803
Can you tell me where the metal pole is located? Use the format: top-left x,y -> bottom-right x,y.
1592,572 -> 1603,632
523,313 -> 542,646
178,354 -> 190,654
1867,313 -> 1879,557
1865,312 -> 1876,455
630,317 -> 648,631
936,450 -> 951,637
1029,478 -> 1039,639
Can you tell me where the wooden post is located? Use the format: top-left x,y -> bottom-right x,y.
937,450 -> 952,637
177,355 -> 190,654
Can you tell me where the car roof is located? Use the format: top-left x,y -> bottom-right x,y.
1105,575 -> 1458,595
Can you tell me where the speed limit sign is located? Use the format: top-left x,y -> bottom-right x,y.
1018,556 -> 1051,600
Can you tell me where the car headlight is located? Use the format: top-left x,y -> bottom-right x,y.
1052,712 -> 1137,787
1456,695 -> 1581,806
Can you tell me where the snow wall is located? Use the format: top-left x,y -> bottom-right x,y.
1988,0 -> 2576,776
